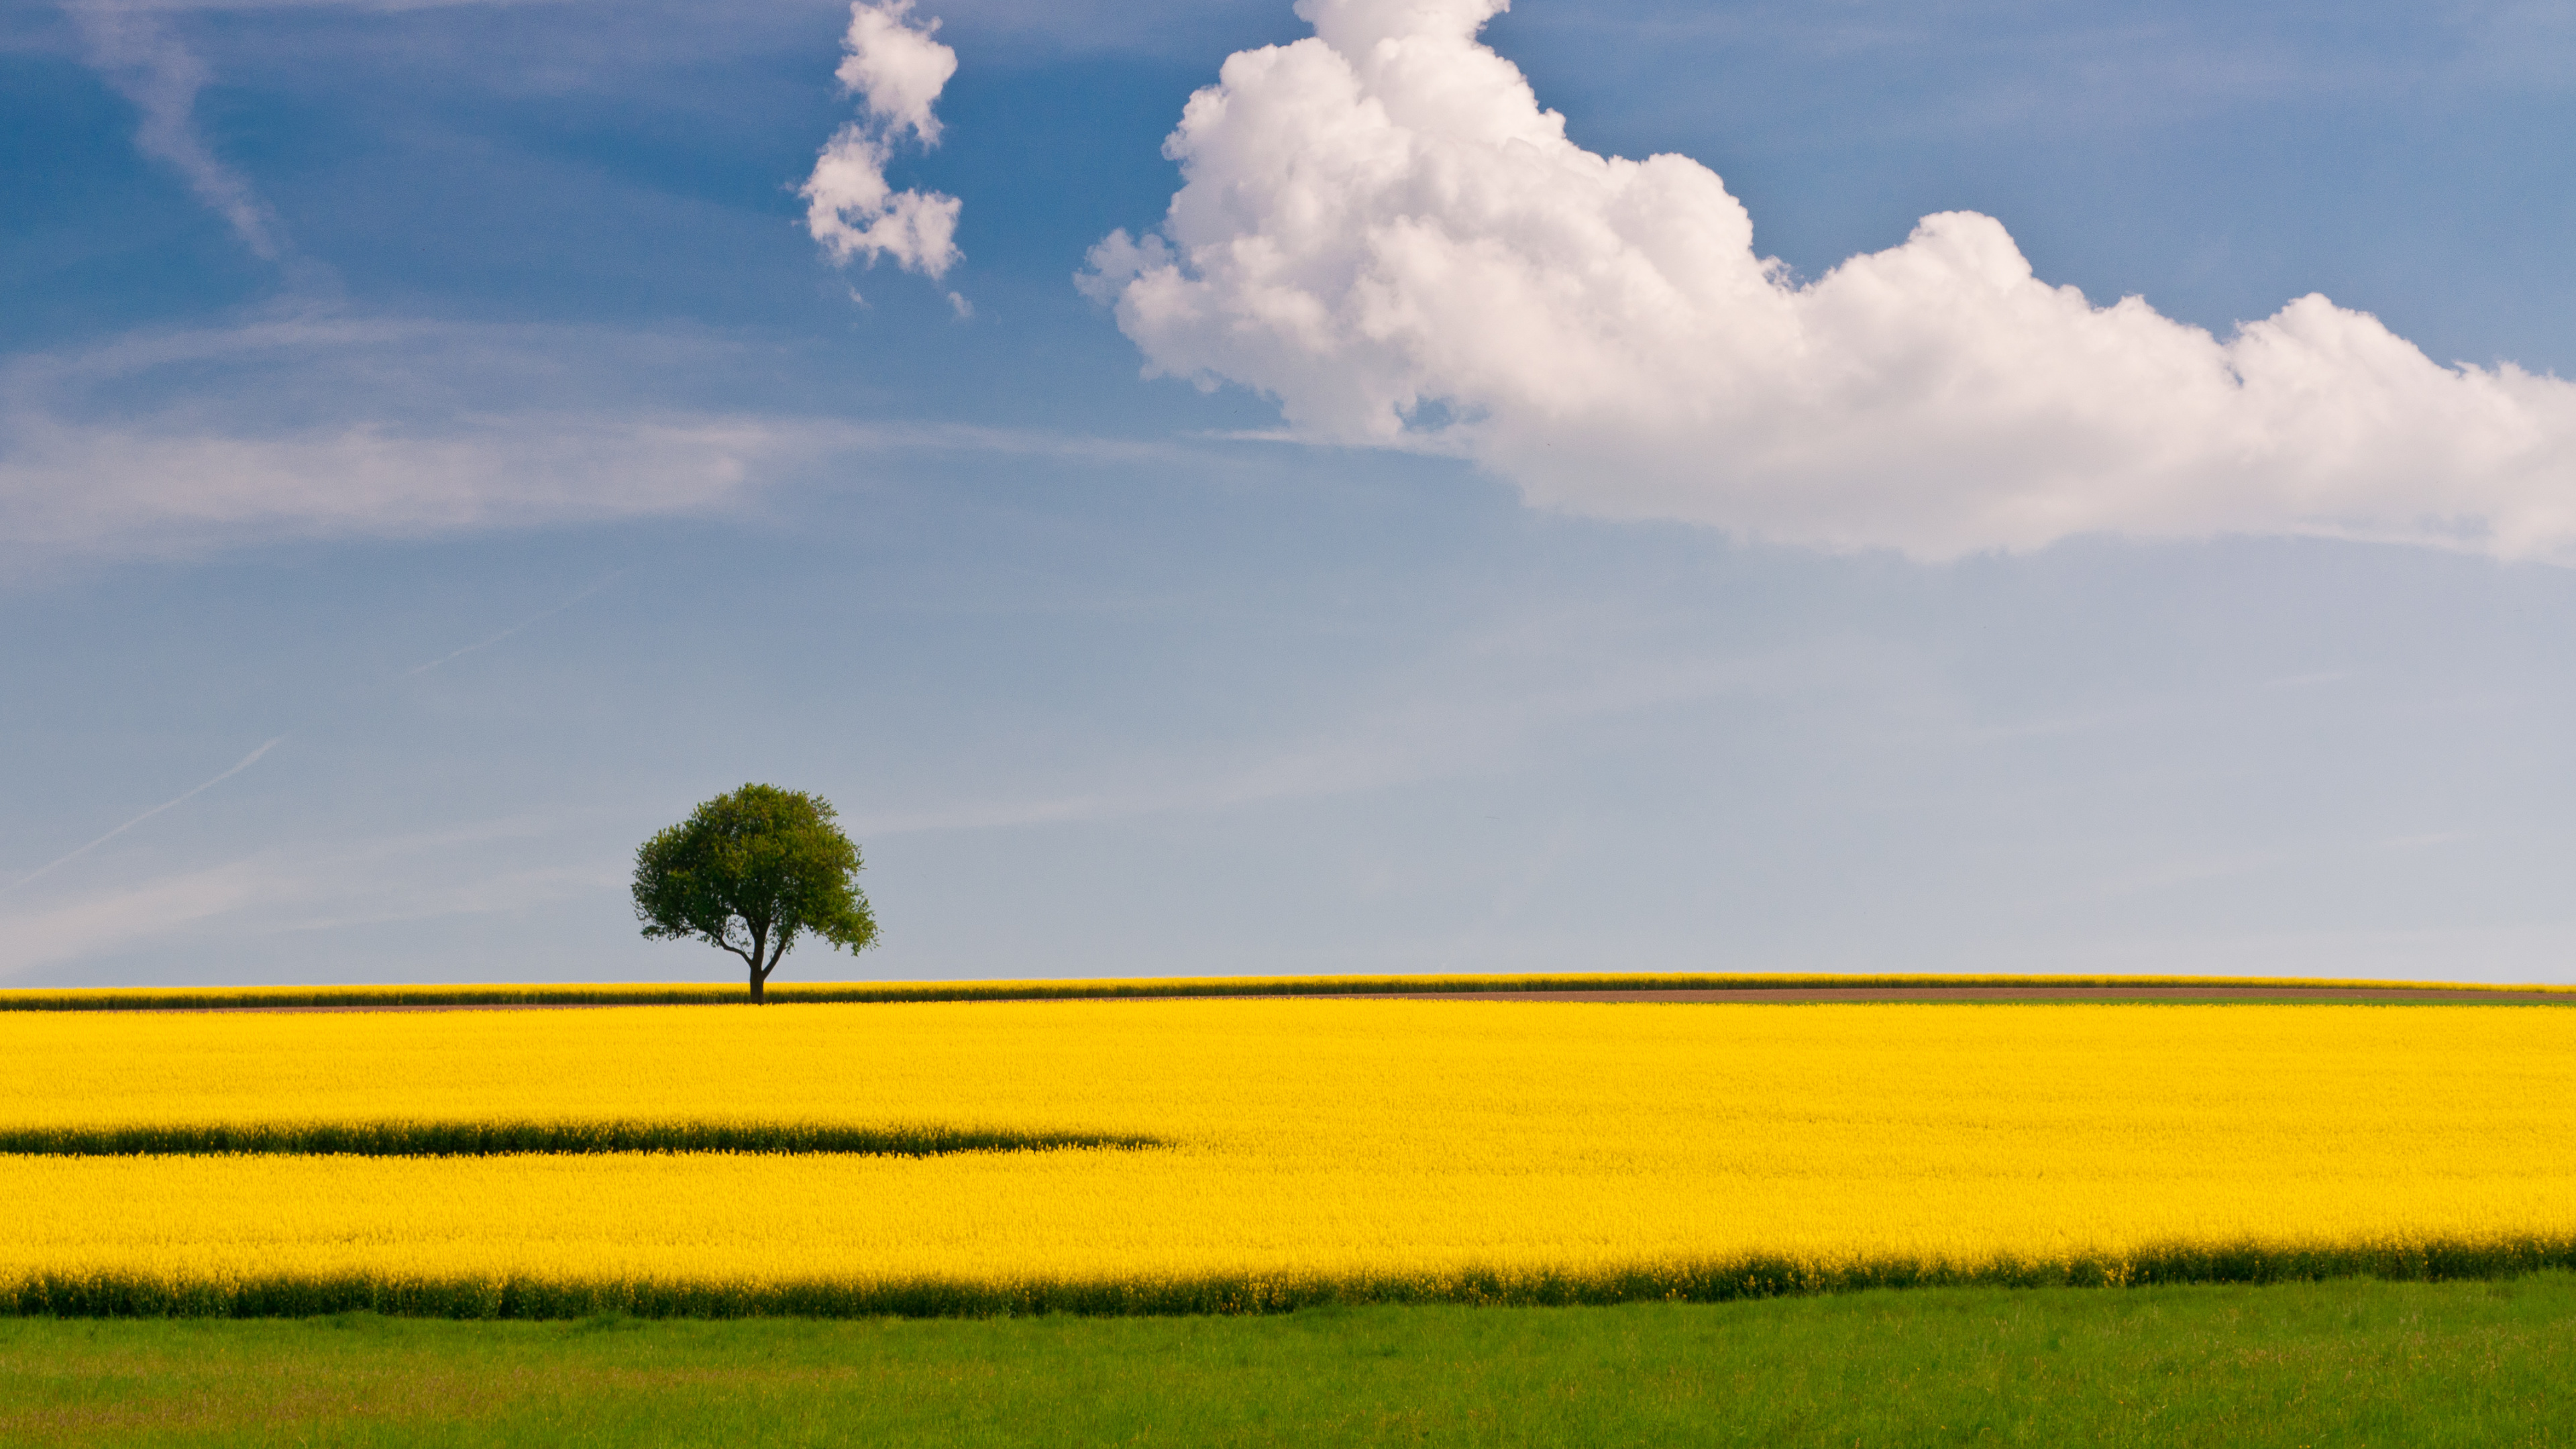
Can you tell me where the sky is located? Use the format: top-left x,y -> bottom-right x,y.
5,0 -> 2575,988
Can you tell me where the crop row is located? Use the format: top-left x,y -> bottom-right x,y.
0,1121 -> 1158,1158
19,1236 -> 2576,1319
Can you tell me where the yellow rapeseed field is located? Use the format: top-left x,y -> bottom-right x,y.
5,1000 -> 2574,1314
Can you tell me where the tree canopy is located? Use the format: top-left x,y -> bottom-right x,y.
631,784 -> 877,1001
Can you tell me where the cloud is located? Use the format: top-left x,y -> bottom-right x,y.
398,570 -> 624,677
0,816 -> 619,981
853,628 -> 1884,837
0,313 -> 1257,561
0,317 -> 829,560
66,0 -> 299,265
1,413 -> 787,557
0,858 -> 280,978
1082,0 -> 2576,562
835,0 -> 955,142
3,736 -> 285,894
802,0 -> 963,289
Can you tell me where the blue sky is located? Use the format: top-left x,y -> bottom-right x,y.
5,0 -> 2574,987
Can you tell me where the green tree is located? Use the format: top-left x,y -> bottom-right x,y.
631,784 -> 878,1002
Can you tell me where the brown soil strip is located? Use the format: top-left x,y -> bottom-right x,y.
138,986 -> 2576,1014
184,1004 -> 635,1014
1345,986 -> 2576,1004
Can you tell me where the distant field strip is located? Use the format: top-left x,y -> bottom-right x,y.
8,1000 -> 2576,1316
5,973 -> 2569,1012
0,1121 -> 1159,1158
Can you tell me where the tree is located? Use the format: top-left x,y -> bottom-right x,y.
632,784 -> 878,1002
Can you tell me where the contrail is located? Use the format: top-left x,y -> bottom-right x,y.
400,570 -> 627,678
4,735 -> 287,894
7,571 -> 623,903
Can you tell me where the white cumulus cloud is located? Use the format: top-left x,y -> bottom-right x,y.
1083,0 -> 2576,561
802,0 -> 963,289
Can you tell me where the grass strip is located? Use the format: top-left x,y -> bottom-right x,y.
0,1122 -> 1159,1159
6,972 -> 2568,1012
10,1277 -> 2575,1448
15,1237 -> 2576,1319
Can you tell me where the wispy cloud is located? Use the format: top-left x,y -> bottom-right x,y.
854,639 -> 1880,837
0,858 -> 282,978
0,316 -> 1228,564
1,408 -> 782,559
398,571 -> 625,677
65,0 -> 299,267
3,736 -> 286,894
0,814 -> 621,981
5,561 -> 639,922
53,0 -> 579,11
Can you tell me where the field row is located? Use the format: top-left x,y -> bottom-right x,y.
17,1235 -> 2576,1320
0,1122 -> 1152,1158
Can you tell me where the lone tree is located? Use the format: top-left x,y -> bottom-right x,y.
632,784 -> 878,1002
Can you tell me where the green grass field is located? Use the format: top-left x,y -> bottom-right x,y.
8,1275 -> 2573,1447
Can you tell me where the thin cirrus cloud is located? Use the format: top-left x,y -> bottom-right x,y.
66,0 -> 288,261
0,818 -> 621,982
0,319 -> 819,561
801,0 -> 967,309
1082,0 -> 2576,562
3,411 -> 783,557
0,316 -> 1251,562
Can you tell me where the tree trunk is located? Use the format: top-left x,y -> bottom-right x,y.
749,966 -> 764,1003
